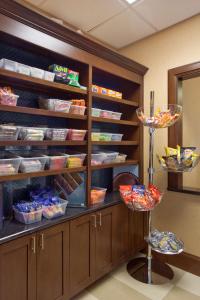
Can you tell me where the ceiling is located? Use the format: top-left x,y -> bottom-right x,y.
20,0 -> 200,49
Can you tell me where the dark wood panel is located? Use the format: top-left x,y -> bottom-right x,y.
69,214 -> 95,297
129,211 -> 146,256
95,207 -> 113,279
37,223 -> 69,300
0,104 -> 87,120
0,68 -> 87,95
0,167 -> 86,182
0,234 -> 36,300
112,204 -> 129,266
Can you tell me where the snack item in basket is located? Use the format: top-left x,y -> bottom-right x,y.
91,188 -> 107,205
67,70 -> 80,87
48,64 -> 70,83
67,157 -> 82,168
19,127 -> 45,141
13,201 -> 43,224
38,98 -> 71,113
45,128 -> 68,141
20,159 -> 42,173
71,99 -> 85,106
0,86 -> 19,106
0,124 -> 19,140
148,229 -> 183,253
0,163 -> 16,174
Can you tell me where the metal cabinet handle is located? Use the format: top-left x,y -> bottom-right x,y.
31,236 -> 36,254
97,213 -> 102,228
91,214 -> 97,228
40,233 -> 44,250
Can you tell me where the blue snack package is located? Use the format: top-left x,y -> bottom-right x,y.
132,185 -> 145,195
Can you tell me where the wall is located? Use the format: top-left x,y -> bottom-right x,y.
182,77 -> 200,189
120,14 -> 200,256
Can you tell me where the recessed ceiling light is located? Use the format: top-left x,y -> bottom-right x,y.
125,0 -> 138,4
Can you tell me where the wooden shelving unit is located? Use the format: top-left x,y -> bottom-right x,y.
92,117 -> 139,126
92,141 -> 139,146
0,140 -> 87,146
91,160 -> 138,170
92,92 -> 139,107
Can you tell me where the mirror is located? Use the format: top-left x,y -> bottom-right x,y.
168,61 -> 200,194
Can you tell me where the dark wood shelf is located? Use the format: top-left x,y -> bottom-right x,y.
92,116 -> 139,126
91,160 -> 138,170
92,141 -> 139,146
92,92 -> 139,107
0,104 -> 87,120
0,166 -> 86,182
0,68 -> 87,95
0,140 -> 87,146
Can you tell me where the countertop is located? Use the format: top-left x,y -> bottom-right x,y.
0,192 -> 122,245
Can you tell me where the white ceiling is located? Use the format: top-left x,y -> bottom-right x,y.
23,0 -> 200,49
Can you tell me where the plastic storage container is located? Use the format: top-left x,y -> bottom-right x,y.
0,58 -> 17,72
91,153 -> 107,166
114,153 -> 127,163
99,132 -> 112,141
44,71 -> 55,82
92,108 -> 101,117
99,110 -> 113,119
17,63 -> 31,76
0,92 -> 19,106
69,105 -> 86,115
101,151 -> 119,164
65,153 -> 86,168
111,112 -> 122,120
0,125 -> 20,140
38,98 -> 72,113
46,152 -> 68,170
30,67 -> 44,79
45,128 -> 68,141
0,152 -> 21,175
13,207 -> 43,224
111,133 -> 123,141
42,199 -> 68,219
91,187 -> 107,206
19,127 -> 45,141
67,129 -> 87,141
19,152 -> 48,173
91,132 -> 100,141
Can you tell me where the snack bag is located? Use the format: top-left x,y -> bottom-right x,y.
67,70 -> 80,87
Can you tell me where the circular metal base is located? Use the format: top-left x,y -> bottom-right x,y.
127,257 -> 174,285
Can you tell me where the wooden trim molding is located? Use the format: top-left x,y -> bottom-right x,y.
153,251 -> 200,277
168,61 -> 200,191
0,0 -> 148,75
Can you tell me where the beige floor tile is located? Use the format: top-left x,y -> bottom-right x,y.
74,290 -> 98,300
112,264 -> 174,300
176,272 -> 200,296
163,286 -> 200,300
169,265 -> 185,284
87,275 -> 150,300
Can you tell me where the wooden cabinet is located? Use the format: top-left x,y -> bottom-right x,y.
129,211 -> 146,257
36,223 -> 69,300
0,234 -> 36,300
69,214 -> 95,297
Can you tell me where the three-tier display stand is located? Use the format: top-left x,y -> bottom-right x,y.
125,91 -> 185,284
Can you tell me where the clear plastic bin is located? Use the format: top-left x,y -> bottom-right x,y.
101,151 -> 119,164
114,153 -> 127,163
19,152 -> 48,173
111,133 -> 123,141
91,187 -> 107,206
17,63 -> 31,76
30,67 -> 44,79
91,153 -> 107,166
45,128 -> 68,141
0,93 -> 19,106
0,153 -> 21,175
100,110 -> 113,119
19,127 -> 45,141
69,105 -> 86,115
0,58 -> 17,72
91,132 -> 100,141
42,199 -> 68,219
67,129 -> 87,141
46,152 -> 68,170
38,98 -> 72,113
44,71 -> 55,82
0,125 -> 20,140
111,112 -> 122,120
99,132 -> 112,141
92,108 -> 101,117
65,153 -> 86,168
13,207 -> 43,224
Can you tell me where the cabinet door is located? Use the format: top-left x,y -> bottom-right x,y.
95,206 -> 113,279
112,203 -> 129,266
36,223 -> 69,300
0,234 -> 36,300
129,211 -> 146,256
69,214 -> 95,297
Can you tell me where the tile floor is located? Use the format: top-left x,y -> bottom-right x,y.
74,263 -> 200,300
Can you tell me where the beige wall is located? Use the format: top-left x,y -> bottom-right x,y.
182,77 -> 200,189
120,14 -> 200,256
